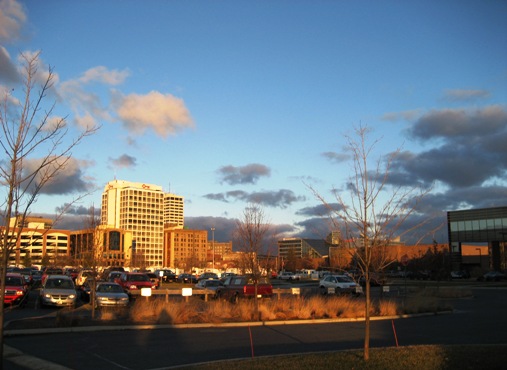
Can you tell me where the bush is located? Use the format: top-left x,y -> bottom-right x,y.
125,293 -> 449,325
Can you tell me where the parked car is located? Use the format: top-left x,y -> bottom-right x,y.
154,269 -> 177,283
75,269 -> 97,287
319,274 -> 362,296
195,279 -> 223,298
100,267 -> 125,281
19,268 -> 35,285
39,275 -> 77,308
41,267 -> 64,285
451,270 -> 470,279
145,272 -> 161,289
197,272 -> 219,282
177,273 -> 197,284
481,271 -> 507,281
278,271 -> 298,280
220,272 -> 237,281
216,275 -> 273,303
107,271 -> 123,283
64,267 -> 80,282
31,270 -> 43,287
118,272 -> 155,294
3,273 -> 28,306
95,282 -> 129,308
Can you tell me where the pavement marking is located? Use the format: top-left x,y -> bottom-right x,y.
4,345 -> 72,370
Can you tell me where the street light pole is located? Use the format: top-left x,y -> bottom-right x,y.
211,227 -> 215,271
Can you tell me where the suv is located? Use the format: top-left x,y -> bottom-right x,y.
4,273 -> 28,306
39,275 -> 77,307
154,269 -> 177,283
118,272 -> 154,294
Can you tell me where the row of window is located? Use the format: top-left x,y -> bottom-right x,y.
449,218 -> 507,232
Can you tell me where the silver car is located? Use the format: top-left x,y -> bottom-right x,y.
40,275 -> 77,307
319,274 -> 362,296
95,282 -> 129,308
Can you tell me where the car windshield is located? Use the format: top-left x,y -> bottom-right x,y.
5,277 -> 24,286
46,279 -> 74,289
97,284 -> 123,293
336,276 -> 353,282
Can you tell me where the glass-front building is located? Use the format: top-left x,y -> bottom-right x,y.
447,206 -> 507,270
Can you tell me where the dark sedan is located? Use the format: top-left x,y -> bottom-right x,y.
177,273 -> 197,284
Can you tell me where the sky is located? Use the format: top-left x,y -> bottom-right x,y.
1,0 -> 506,246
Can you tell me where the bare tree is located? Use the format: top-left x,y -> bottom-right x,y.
0,52 -> 97,363
79,205 -> 103,319
233,204 -> 271,315
309,125 -> 430,361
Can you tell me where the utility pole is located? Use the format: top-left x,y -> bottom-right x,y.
211,227 -> 215,271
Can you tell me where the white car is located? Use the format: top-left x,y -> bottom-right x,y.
76,269 -> 96,286
319,274 -> 361,295
278,272 -> 299,280
40,275 -> 77,307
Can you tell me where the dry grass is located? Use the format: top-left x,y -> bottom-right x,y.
126,292 -> 444,325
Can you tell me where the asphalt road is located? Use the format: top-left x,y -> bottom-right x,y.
4,284 -> 507,369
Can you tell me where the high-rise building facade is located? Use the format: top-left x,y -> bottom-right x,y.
164,193 -> 184,228
101,180 -> 165,267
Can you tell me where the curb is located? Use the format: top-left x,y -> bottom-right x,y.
4,310 -> 453,337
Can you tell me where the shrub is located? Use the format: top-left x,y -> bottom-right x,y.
122,293 -> 451,325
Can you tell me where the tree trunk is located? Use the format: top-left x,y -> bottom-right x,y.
364,280 -> 370,361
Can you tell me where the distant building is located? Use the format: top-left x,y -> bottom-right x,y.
69,226 -> 132,267
447,206 -> 507,270
278,238 -> 329,260
164,193 -> 184,228
2,217 -> 70,266
101,179 -> 184,268
164,228 -> 208,270
207,240 -> 233,269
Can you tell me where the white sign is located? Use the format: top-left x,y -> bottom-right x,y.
141,288 -> 152,297
291,287 -> 300,295
182,288 -> 192,297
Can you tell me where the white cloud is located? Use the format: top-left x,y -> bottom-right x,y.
113,90 -> 193,137
0,0 -> 26,42
79,66 -> 130,85
443,89 -> 490,102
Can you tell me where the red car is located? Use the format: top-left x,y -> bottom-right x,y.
118,272 -> 155,294
4,273 -> 28,306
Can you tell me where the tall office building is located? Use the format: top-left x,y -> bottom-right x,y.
164,193 -> 184,228
101,180 -> 165,267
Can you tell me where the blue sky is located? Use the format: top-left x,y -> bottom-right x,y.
1,0 -> 506,245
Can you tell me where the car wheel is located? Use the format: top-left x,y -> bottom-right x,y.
320,286 -> 327,295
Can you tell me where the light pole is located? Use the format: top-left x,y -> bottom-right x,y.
476,248 -> 482,269
211,227 -> 215,271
